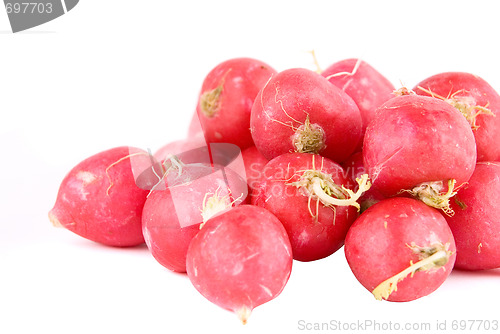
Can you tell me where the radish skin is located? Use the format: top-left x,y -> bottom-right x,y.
446,162 -> 500,270
322,59 -> 395,152
363,94 -> 477,213
196,58 -> 277,149
142,163 -> 248,272
252,152 -> 365,261
186,205 -> 292,324
345,197 -> 456,302
414,72 -> 500,162
250,68 -> 362,163
49,146 -> 150,247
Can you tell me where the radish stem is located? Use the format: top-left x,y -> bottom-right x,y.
289,170 -> 371,212
372,242 -> 452,301
406,179 -> 457,216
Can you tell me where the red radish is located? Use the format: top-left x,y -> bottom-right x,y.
241,146 -> 268,201
414,72 -> 500,162
196,57 -> 277,149
48,146 -> 151,247
250,68 -> 362,163
363,94 -> 477,214
322,58 -> 395,152
342,152 -> 387,212
345,197 -> 456,302
445,162 -> 500,270
252,152 -> 369,261
186,205 -> 292,324
142,163 -> 248,272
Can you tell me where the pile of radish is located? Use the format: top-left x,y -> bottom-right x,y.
49,56 -> 500,324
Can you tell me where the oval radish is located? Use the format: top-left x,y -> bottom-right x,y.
250,68 -> 362,163
345,197 -> 456,302
186,205 -> 292,324
48,146 -> 150,247
363,94 -> 477,214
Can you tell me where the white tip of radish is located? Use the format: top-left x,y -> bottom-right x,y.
200,189 -> 232,227
236,306 -> 252,325
48,211 -> 63,228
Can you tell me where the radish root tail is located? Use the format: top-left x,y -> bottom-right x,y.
236,306 -> 252,325
324,58 -> 362,80
403,179 -> 457,216
105,152 -> 150,196
372,242 -> 453,301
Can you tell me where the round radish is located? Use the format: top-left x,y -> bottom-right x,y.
142,163 -> 248,272
49,146 -> 151,247
186,205 -> 292,324
252,152 -> 369,261
196,57 -> 277,149
345,197 -> 456,302
445,162 -> 500,270
363,94 -> 477,214
414,72 -> 500,162
250,68 -> 362,163
322,58 -> 395,152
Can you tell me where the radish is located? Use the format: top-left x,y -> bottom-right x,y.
322,58 -> 395,152
142,163 -> 248,272
252,152 -> 370,261
186,205 -> 292,324
363,94 -> 477,214
341,152 -> 387,212
196,57 -> 277,150
241,146 -> 268,201
345,197 -> 456,302
48,146 -> 152,247
250,68 -> 362,163
445,162 -> 500,270
414,72 -> 500,162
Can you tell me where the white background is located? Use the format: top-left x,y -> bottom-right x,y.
1,1 -> 499,333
